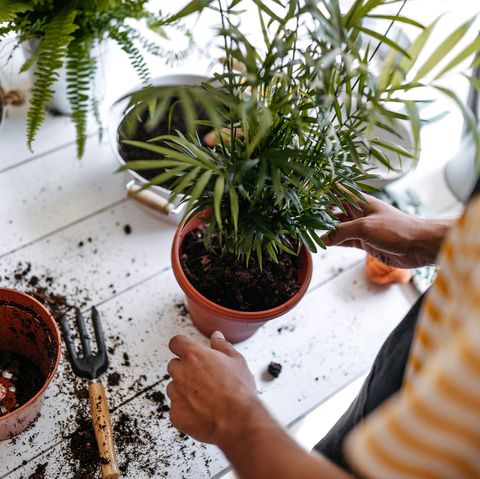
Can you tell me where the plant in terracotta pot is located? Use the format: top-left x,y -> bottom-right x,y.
0,0 -> 192,157
124,0 -> 480,342
0,288 -> 61,440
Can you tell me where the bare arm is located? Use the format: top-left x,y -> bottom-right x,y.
167,333 -> 353,479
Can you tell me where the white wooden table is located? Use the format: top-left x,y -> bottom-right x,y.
0,72 -> 420,479
0,1 -> 473,476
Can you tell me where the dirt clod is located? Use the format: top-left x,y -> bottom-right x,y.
267,362 -> 283,378
27,462 -> 47,479
107,372 -> 121,387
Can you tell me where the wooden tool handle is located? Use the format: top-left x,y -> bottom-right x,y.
89,380 -> 121,479
127,182 -> 173,215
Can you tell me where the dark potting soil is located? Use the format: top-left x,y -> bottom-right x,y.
0,351 -> 45,417
267,362 -> 283,379
180,228 -> 301,311
107,371 -> 121,387
118,95 -> 214,185
27,462 -> 47,479
6,262 -> 82,320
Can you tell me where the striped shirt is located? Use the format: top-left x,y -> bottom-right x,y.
344,196 -> 480,479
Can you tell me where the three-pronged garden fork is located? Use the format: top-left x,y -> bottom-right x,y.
60,307 -> 120,479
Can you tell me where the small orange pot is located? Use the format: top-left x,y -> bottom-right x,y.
0,288 -> 61,441
171,212 -> 313,343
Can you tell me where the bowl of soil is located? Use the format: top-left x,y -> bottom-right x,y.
171,211 -> 313,343
0,288 -> 61,441
109,74 -> 215,220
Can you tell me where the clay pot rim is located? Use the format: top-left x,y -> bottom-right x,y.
171,212 -> 313,323
0,288 -> 62,423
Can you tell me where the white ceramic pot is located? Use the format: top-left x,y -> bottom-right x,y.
109,74 -> 210,223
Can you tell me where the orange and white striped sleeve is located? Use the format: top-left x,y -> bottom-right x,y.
343,197 -> 480,479
344,316 -> 480,478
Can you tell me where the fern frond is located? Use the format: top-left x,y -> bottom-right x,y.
0,25 -> 16,38
107,25 -> 150,82
0,0 -> 31,23
26,10 -> 78,151
66,39 -> 95,158
124,24 -> 193,65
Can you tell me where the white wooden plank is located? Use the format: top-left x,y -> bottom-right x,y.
0,104 -> 79,172
0,137 -> 127,257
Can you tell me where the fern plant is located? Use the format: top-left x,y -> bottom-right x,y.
0,0 -> 192,157
124,0 -> 480,265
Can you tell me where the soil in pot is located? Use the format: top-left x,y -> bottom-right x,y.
181,227 -> 301,312
118,94 -> 214,186
0,351 -> 45,416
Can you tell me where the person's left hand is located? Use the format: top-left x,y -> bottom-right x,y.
167,331 -> 258,444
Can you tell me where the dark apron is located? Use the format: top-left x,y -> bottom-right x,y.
314,176 -> 480,471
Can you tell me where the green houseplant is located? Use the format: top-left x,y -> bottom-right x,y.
0,0 -> 191,157
124,0 -> 480,341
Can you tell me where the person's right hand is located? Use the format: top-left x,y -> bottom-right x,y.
322,194 -> 453,269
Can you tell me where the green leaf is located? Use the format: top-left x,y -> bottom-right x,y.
214,176 -> 225,228
404,100 -> 421,157
229,187 -> 239,232
434,85 -> 480,163
366,14 -> 425,30
0,0 -> 31,23
391,16 -> 441,87
27,10 -> 78,152
167,0 -> 214,23
187,170 -> 213,210
299,230 -> 317,253
171,167 -> 201,199
356,26 -> 411,59
265,241 -> 278,262
414,18 -> 474,81
435,36 -> 480,79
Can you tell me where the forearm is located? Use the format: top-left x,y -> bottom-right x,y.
217,400 -> 353,479
414,218 -> 455,266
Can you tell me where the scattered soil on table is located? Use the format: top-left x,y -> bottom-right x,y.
107,372 -> 121,387
3,261 -> 91,320
0,351 -> 45,416
2,262 -> 215,476
146,389 -> 170,415
27,462 -> 47,479
118,94 -> 215,185
180,228 -> 300,311
267,362 -> 283,378
68,411 -> 102,479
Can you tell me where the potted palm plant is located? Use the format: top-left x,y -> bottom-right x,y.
123,0 -> 480,342
0,0 -> 192,157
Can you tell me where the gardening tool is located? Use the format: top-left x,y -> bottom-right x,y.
60,307 -> 120,479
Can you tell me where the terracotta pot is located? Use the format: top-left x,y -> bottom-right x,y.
0,288 -> 61,441
171,212 -> 313,343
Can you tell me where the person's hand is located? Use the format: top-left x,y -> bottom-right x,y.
322,194 -> 453,269
167,332 -> 259,445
